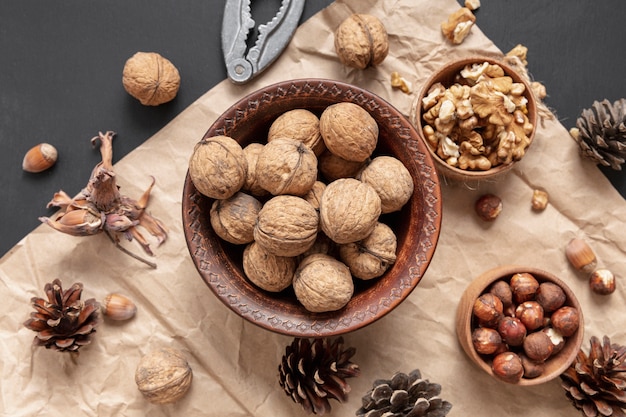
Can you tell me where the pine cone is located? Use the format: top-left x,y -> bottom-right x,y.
278,337 -> 360,415
23,279 -> 100,353
570,98 -> 626,170
560,335 -> 626,417
356,369 -> 452,417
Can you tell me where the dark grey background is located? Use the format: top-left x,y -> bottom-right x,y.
1,1 -> 625,257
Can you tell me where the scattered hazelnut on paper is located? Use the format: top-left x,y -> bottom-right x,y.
22,143 -> 58,173
475,193 -> 502,221
441,7 -> 476,45
589,268 -> 616,295
123,51 -> 180,106
102,293 -> 137,321
334,14 -> 388,69
135,347 -> 193,404
565,237 -> 597,274
531,189 -> 549,211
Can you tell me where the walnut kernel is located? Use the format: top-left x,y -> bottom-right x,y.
293,254 -> 354,312
441,8 -> 476,45
135,347 -> 193,404
122,52 -> 180,106
334,14 -> 388,69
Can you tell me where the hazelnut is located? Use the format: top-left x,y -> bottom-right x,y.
475,194 -> 502,221
489,280 -> 513,307
520,354 -> 545,379
551,306 -> 580,337
565,237 -> 597,274
497,316 -> 527,346
22,143 -> 58,173
542,327 -> 565,355
515,301 -> 544,331
535,282 -> 566,313
589,269 -> 616,295
523,331 -> 554,362
472,327 -> 503,355
472,293 -> 503,328
491,352 -> 524,383
334,14 -> 389,69
102,293 -> 137,321
510,272 -> 539,304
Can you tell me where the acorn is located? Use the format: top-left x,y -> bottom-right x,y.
102,293 -> 137,321
22,143 -> 58,173
565,237 -> 597,274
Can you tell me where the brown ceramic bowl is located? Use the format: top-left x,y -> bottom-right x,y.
456,265 -> 584,386
410,56 -> 538,182
182,79 -> 442,337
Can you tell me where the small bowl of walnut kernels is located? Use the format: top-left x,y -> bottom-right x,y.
182,79 -> 443,337
410,56 -> 538,182
456,265 -> 584,386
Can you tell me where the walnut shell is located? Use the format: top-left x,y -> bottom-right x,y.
302,180 -> 326,211
268,109 -> 326,156
135,347 -> 193,404
188,135 -> 247,200
320,102 -> 378,162
210,192 -> 262,245
318,150 -> 367,182
319,178 -> 381,244
334,14 -> 389,69
339,222 -> 397,280
243,241 -> 296,292
122,52 -> 180,106
242,143 -> 270,197
293,253 -> 354,312
256,138 -> 318,196
358,156 -> 414,213
254,195 -> 319,257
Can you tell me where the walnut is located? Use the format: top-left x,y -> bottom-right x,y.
253,195 -> 318,257
256,138 -> 318,196
319,178 -> 381,244
268,109 -> 325,156
188,135 -> 247,199
122,52 -> 180,106
358,156 -> 414,213
302,180 -> 326,211
441,8 -> 476,45
334,14 -> 388,69
339,222 -> 397,280
293,253 -> 354,312
135,347 -> 193,404
320,102 -> 378,162
318,150 -> 367,182
210,192 -> 262,244
241,143 -> 270,197
243,241 -> 296,292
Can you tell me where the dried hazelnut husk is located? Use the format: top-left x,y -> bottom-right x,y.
293,253 -> 354,312
102,293 -> 137,321
510,272 -> 539,304
122,52 -> 180,106
535,282 -> 566,313
319,102 -> 378,163
334,14 -> 389,69
551,306 -> 580,337
475,194 -> 502,221
542,327 -> 565,355
210,192 -> 262,245
520,353 -> 545,379
256,137 -> 318,196
243,241 -> 297,292
472,327 -> 503,355
515,301 -> 544,331
318,150 -> 367,182
489,280 -> 513,308
523,331 -> 554,362
188,135 -> 247,200
357,156 -> 414,213
589,268 -> 616,295
491,352 -> 524,383
319,178 -> 381,244
497,316 -> 527,347
135,347 -> 193,404
565,237 -> 597,274
339,221 -> 397,280
267,109 -> 325,156
254,195 -> 319,257
242,143 -> 270,197
472,293 -> 503,328
22,143 -> 58,173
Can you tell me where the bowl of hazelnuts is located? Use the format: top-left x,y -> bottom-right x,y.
182,79 -> 442,337
410,56 -> 538,182
456,265 -> 584,385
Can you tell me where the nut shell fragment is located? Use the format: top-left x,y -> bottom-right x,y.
135,347 -> 193,404
22,143 -> 58,173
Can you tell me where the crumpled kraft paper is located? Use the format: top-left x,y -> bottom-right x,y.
1,0 -> 625,416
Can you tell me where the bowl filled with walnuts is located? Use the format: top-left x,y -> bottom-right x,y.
456,265 -> 584,386
182,79 -> 442,337
410,56 -> 538,182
